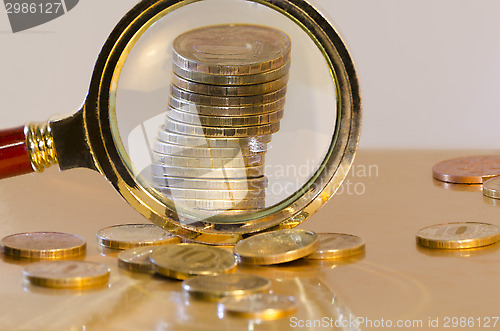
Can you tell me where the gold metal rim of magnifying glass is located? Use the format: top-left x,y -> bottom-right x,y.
65,0 -> 361,245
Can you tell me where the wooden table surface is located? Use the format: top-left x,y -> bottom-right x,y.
1,150 -> 499,331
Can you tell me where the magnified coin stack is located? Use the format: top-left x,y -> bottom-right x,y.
152,24 -> 291,215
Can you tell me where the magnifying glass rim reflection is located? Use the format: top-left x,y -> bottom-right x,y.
83,0 -> 361,244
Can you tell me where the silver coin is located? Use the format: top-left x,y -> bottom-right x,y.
151,163 -> 265,179
152,151 -> 265,168
173,61 -> 290,85
171,73 -> 289,97
483,177 -> 500,199
117,246 -> 163,273
153,176 -> 268,190
170,84 -> 287,107
172,24 -> 291,76
166,108 -> 284,128
169,95 -> 286,116
153,140 -> 267,158
170,198 -> 265,210
157,129 -> 271,148
165,118 -> 280,137
156,187 -> 265,200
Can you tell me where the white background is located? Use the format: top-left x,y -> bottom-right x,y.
1,0 -> 499,149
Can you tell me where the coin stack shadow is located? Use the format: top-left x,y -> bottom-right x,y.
151,25 -> 291,216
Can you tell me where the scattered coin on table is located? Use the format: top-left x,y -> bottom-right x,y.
305,233 -> 365,260
0,232 -> 86,259
416,222 -> 500,249
150,243 -> 237,280
482,176 -> 500,199
117,246 -> 164,273
23,260 -> 110,288
432,155 -> 500,184
96,224 -> 180,250
234,229 -> 319,265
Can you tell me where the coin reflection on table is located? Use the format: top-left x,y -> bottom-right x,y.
416,222 -> 500,249
182,273 -> 271,301
96,224 -> 180,250
432,179 -> 482,192
305,233 -> 365,260
417,241 -> 500,258
218,293 -> 297,320
0,232 -> 86,259
234,229 -> 318,265
432,155 -> 500,184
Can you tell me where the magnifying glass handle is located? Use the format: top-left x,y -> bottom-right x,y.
0,126 -> 34,179
0,109 -> 97,180
0,123 -> 58,180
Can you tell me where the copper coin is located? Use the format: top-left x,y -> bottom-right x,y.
432,155 -> 500,184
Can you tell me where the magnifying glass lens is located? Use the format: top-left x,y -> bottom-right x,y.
112,0 -> 337,224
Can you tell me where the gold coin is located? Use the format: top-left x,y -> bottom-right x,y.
152,151 -> 265,168
234,229 -> 319,265
166,108 -> 284,128
170,84 -> 287,107
416,222 -> 500,249
171,73 -> 289,97
156,187 -> 265,200
172,24 -> 291,76
0,232 -> 86,259
305,233 -> 365,260
483,177 -> 500,199
149,243 -> 237,280
158,130 -> 271,148
166,118 -> 280,137
153,140 -> 267,158
182,273 -> 271,301
174,62 -> 290,86
218,293 -> 296,320
96,224 -> 180,250
153,176 -> 268,190
169,95 -> 286,116
23,261 -> 110,288
151,163 -> 265,179
117,246 -> 163,273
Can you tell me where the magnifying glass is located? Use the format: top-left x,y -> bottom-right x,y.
0,0 -> 361,245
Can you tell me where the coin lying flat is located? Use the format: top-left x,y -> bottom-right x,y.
305,233 -> 365,260
416,222 -> 500,249
483,177 -> 500,199
171,73 -> 289,97
157,187 -> 265,200
167,108 -> 284,128
170,84 -> 287,107
1,232 -> 86,259
169,95 -> 286,116
218,293 -> 296,320
182,273 -> 271,301
166,118 -> 280,138
150,243 -> 237,280
173,61 -> 290,86
172,24 -> 291,76
96,224 -> 180,250
154,176 -> 268,190
234,229 -> 319,265
153,140 -> 266,158
432,155 -> 500,184
118,246 -> 162,273
153,150 -> 265,167
151,163 -> 265,179
23,261 -> 110,288
158,130 -> 272,147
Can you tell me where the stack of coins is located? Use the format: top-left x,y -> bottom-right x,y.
152,24 -> 291,215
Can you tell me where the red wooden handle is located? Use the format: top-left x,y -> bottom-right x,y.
0,126 -> 34,179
